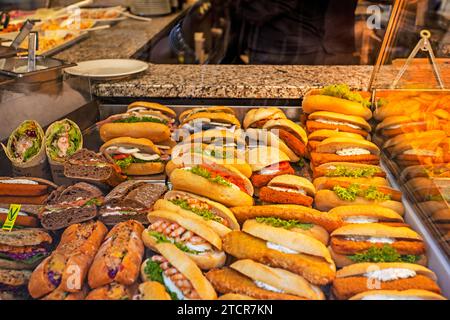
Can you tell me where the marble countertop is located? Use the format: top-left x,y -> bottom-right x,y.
92,64 -> 374,99
55,13 -> 182,63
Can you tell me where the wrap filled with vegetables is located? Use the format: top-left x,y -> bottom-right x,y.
44,119 -> 83,163
2,120 -> 46,168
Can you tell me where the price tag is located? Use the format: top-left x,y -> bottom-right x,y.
2,204 -> 21,231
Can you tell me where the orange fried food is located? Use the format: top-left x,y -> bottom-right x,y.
278,129 -> 307,157
205,268 -> 305,300
330,237 -> 426,256
251,166 -> 295,188
306,121 -> 369,138
332,275 -> 441,300
223,231 -> 335,286
259,187 -> 313,207
310,152 -> 380,166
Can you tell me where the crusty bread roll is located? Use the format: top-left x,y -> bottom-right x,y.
302,90 -> 372,120
143,210 -> 226,270
99,122 -> 170,143
243,107 -> 287,129
315,190 -> 405,215
136,281 -> 171,300
230,259 -> 325,300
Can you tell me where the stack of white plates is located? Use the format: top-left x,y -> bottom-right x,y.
129,0 -> 171,16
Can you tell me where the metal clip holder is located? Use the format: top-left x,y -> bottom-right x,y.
391,30 -> 445,89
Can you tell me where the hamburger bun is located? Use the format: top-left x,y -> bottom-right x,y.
127,101 -> 176,118
179,106 -> 236,124
243,107 -> 287,129
315,137 -> 380,155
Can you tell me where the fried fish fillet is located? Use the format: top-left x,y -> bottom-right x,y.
330,237 -> 426,256
222,231 -> 335,286
332,275 -> 441,300
310,152 -> 380,166
206,268 -> 305,300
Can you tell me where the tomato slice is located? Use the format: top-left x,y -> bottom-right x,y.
113,154 -> 129,160
200,165 -> 248,193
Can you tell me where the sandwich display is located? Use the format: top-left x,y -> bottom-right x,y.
389,137 -> 450,167
169,154 -> 254,207
243,107 -> 287,129
302,85 -> 372,120
230,204 -> 342,244
246,146 -> 294,188
0,228 -> 52,270
28,221 -> 107,298
399,164 -> 450,182
40,182 -> 104,230
306,111 -> 371,139
332,262 -> 441,300
155,190 -> 240,237
63,148 -> 126,187
310,137 -> 380,167
375,115 -> 448,138
259,175 -> 315,207
101,137 -> 168,176
206,259 -> 325,300
329,224 -> 427,268
0,269 -> 31,300
98,110 -> 171,143
0,177 -> 57,205
143,210 -> 226,270
223,230 -> 335,286
99,180 -> 167,225
329,205 -> 406,227
45,119 -> 83,163
2,120 -> 46,167
314,180 -> 404,215
262,118 -> 308,160
140,242 -> 217,300
88,220 -> 145,289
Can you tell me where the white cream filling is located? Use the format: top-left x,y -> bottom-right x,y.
268,186 -> 306,194
336,147 -> 371,156
184,242 -> 210,253
101,211 -> 131,217
403,149 -> 436,156
364,268 -> 416,282
0,179 -> 38,185
344,216 -> 379,224
315,118 -> 361,129
260,167 -> 282,175
385,124 -> 401,130
266,241 -> 298,254
254,280 -> 284,293
163,274 -> 186,300
345,236 -> 395,244
210,121 -> 232,127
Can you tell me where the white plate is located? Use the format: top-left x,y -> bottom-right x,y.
64,59 -> 148,79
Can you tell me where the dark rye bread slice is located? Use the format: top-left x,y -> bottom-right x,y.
46,182 -> 103,205
64,149 -> 126,187
99,181 -> 167,225
40,204 -> 98,231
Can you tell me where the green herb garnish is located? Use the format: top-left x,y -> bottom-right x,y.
189,166 -> 232,187
170,199 -> 222,223
349,245 -> 420,263
320,84 -> 371,108
143,259 -> 164,283
296,158 -> 306,168
113,116 -> 167,124
148,231 -> 201,254
256,217 -> 313,230
326,165 -> 381,178
333,184 -> 391,201
114,155 -> 161,169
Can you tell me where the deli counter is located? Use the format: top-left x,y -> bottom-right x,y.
0,0 -> 448,302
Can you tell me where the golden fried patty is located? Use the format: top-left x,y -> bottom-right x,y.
223,231 -> 335,286
205,268 -> 305,300
332,275 -> 441,300
259,187 -> 313,207
330,237 -> 426,256
310,152 -> 380,166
